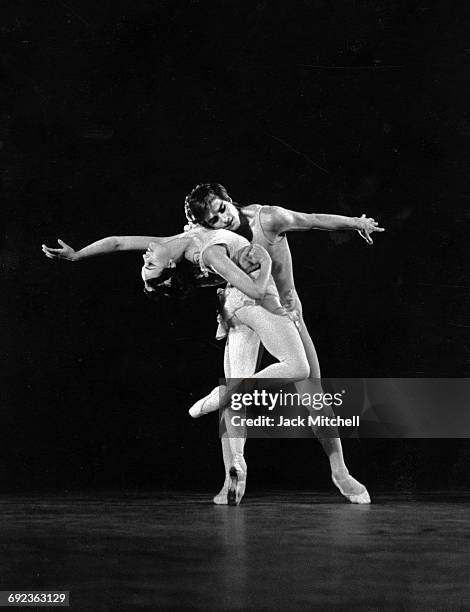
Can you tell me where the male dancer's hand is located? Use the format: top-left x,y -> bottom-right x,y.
356,214 -> 385,245
42,239 -> 77,261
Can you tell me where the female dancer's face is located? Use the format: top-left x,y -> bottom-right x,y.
202,198 -> 241,231
141,242 -> 175,290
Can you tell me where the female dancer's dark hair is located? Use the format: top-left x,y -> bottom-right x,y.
143,258 -> 224,303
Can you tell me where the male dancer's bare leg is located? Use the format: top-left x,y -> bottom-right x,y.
294,309 -> 370,504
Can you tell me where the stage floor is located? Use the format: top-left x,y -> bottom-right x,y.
0,491 -> 468,610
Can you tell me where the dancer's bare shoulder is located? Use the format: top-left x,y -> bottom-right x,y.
240,204 -> 259,217
258,205 -> 290,233
242,203 -> 290,236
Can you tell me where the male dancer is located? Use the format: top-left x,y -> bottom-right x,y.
184,183 -> 384,504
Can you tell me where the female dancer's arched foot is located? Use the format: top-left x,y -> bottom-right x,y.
227,455 -> 247,506
332,472 -> 371,504
188,385 -> 226,418
213,480 -> 230,505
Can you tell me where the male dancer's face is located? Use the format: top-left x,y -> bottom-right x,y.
202,198 -> 241,231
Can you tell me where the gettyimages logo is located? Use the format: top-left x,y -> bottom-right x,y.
219,378 -> 470,439
230,389 -> 345,411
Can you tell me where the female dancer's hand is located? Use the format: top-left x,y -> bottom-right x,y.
238,246 -> 259,273
356,214 -> 385,245
42,239 -> 77,261
238,244 -> 270,272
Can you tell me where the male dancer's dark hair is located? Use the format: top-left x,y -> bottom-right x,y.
184,183 -> 242,227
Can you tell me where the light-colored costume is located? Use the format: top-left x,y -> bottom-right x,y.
186,225 -> 309,504
187,227 -> 304,380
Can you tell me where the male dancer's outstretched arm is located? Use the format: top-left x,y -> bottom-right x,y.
253,207 -> 384,244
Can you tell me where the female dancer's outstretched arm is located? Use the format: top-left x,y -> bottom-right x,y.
42,236 -> 168,262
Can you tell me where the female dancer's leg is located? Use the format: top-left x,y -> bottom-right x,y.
213,324 -> 260,504
218,306 -> 309,504
191,305 -> 310,419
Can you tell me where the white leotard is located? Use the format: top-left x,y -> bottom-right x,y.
186,227 -> 295,338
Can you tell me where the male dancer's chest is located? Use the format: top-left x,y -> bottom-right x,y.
241,208 -> 297,299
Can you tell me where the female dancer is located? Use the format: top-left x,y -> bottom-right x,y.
43,223 -> 371,505
43,227 -> 314,505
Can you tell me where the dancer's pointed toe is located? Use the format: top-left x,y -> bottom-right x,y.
350,489 -> 371,505
227,457 -> 247,506
332,473 -> 371,505
213,480 -> 230,505
189,385 -> 224,418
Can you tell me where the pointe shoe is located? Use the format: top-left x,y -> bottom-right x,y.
213,482 -> 230,505
332,473 -> 371,504
188,386 -> 224,418
227,457 -> 247,506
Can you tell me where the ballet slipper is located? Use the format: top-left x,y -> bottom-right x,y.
213,481 -> 230,505
188,385 -> 225,418
332,473 -> 371,504
227,456 -> 247,506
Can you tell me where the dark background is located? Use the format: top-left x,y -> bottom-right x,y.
1,1 -> 469,492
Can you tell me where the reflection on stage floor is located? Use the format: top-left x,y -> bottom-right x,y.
0,490 -> 468,610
